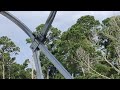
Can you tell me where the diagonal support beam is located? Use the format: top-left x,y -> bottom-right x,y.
30,39 -> 73,79
37,11 -> 57,42
38,43 -> 73,79
41,11 -> 57,37
0,11 -> 73,79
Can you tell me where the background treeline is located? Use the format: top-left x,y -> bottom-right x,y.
0,15 -> 120,79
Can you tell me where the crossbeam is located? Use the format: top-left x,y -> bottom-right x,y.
0,11 -> 73,79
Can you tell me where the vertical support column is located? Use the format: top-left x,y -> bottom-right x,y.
32,50 -> 44,79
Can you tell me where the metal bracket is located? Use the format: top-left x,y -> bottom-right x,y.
30,32 -> 46,52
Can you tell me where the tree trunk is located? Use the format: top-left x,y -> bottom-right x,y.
8,67 -> 10,79
31,59 -> 34,79
9,72 -> 10,79
32,68 -> 34,79
2,57 -> 5,79
81,67 -> 85,76
47,70 -> 49,79
72,73 -> 74,78
8,59 -> 10,79
87,54 -> 90,72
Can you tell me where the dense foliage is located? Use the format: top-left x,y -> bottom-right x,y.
1,14 -> 120,79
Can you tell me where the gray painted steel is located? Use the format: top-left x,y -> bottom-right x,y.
0,11 -> 35,40
33,50 -> 44,79
38,43 -> 73,79
40,11 -> 57,37
0,11 -> 73,79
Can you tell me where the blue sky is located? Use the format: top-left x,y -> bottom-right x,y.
0,11 -> 120,65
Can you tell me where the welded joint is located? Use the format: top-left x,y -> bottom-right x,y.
30,39 -> 40,52
30,32 -> 47,52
